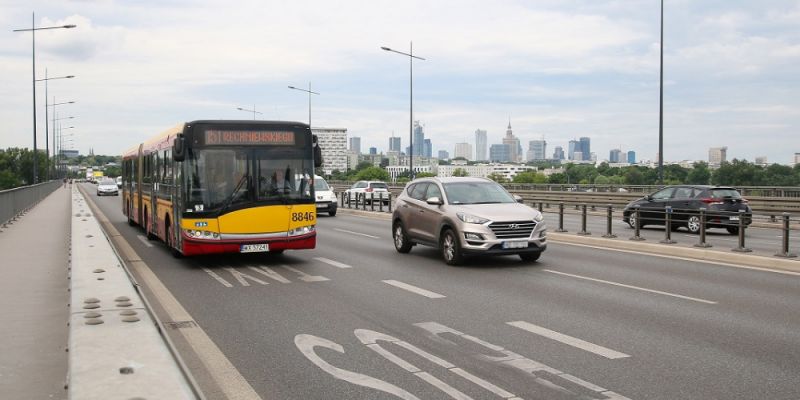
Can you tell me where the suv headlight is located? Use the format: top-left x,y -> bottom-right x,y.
457,212 -> 489,224
534,213 -> 544,223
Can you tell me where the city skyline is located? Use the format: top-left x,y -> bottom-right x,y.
1,1 -> 799,164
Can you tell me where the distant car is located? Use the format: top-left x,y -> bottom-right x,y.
313,175 -> 337,216
344,180 -> 391,205
392,177 -> 547,265
622,185 -> 752,235
96,178 -> 119,196
115,176 -> 122,188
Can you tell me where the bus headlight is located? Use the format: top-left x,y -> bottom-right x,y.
289,225 -> 315,237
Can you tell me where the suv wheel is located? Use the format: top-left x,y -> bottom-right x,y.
726,226 -> 739,235
627,213 -> 638,229
440,229 -> 464,265
686,215 -> 701,234
393,221 -> 413,253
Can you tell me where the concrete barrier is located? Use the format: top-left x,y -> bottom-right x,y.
68,188 -> 198,399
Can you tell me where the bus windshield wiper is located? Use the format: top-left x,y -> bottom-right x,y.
216,174 -> 248,217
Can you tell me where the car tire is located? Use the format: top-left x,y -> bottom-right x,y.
166,221 -> 182,258
627,213 -> 639,229
440,229 -> 464,266
726,226 -> 739,235
328,208 -> 337,217
393,221 -> 413,254
686,215 -> 701,234
519,252 -> 541,262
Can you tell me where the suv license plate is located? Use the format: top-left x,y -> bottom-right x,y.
503,241 -> 528,249
730,216 -> 739,221
241,244 -> 269,253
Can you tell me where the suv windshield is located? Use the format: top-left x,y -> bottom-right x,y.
187,147 -> 313,213
443,181 -> 515,205
314,178 -> 330,191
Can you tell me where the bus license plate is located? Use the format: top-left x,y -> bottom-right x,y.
241,244 -> 269,253
503,241 -> 528,249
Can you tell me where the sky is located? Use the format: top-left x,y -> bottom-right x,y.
1,0 -> 799,164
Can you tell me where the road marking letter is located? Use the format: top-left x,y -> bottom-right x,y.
507,321 -> 630,359
314,257 -> 353,269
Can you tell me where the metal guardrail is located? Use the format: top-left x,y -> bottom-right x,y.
0,180 -> 61,228
337,191 -> 393,213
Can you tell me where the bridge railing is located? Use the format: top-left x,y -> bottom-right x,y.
0,181 -> 61,227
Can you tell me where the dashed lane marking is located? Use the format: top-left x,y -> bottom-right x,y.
314,257 -> 353,269
544,269 -> 718,304
333,228 -> 380,239
382,280 -> 446,299
137,235 -> 154,247
507,321 -> 630,359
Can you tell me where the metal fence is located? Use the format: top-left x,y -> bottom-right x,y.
337,191 -> 393,213
0,181 -> 61,227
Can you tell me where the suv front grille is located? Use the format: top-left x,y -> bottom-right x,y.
489,221 -> 536,239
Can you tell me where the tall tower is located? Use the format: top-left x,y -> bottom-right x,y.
475,129 -> 487,161
502,120 -> 521,162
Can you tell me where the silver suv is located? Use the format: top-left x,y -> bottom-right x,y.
392,177 -> 547,265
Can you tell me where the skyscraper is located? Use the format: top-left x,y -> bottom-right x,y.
413,121 -> 425,157
349,137 -> 361,154
527,139 -> 547,161
553,146 -> 565,160
423,138 -> 432,158
369,147 -> 377,155
708,146 -> 727,165
502,121 -> 521,162
627,150 -> 636,164
475,129 -> 487,161
609,149 -> 622,163
568,140 -> 579,161
389,135 -> 401,152
579,137 -> 591,161
454,143 -> 472,160
438,150 -> 449,160
490,144 -> 511,162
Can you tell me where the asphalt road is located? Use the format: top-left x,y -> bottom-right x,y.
89,186 -> 800,400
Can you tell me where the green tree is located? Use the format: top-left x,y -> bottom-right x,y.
594,175 -> 610,185
513,171 -> 547,184
687,162 -> 711,185
354,166 -> 389,181
452,168 -> 468,177
416,172 -> 436,178
486,173 -> 508,183
547,173 -> 567,184
624,168 -> 645,185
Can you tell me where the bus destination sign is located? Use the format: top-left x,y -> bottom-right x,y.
205,130 -> 296,146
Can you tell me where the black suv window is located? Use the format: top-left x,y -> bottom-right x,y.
651,187 -> 675,200
673,187 -> 694,199
410,183 -> 429,200
710,189 -> 742,199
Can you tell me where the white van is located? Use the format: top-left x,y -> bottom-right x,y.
314,175 -> 337,216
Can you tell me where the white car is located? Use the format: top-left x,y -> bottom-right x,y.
344,181 -> 391,205
96,178 -> 119,196
314,175 -> 337,216
115,176 -> 122,188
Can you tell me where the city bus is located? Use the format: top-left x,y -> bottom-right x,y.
122,120 -> 323,256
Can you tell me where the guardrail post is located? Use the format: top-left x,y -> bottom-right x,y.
774,213 -> 797,258
370,193 -> 375,211
577,204 -> 591,235
732,210 -> 751,252
660,206 -> 676,244
694,208 -> 712,248
556,202 -> 567,232
361,193 -> 367,211
388,193 -> 393,212
538,201 -> 543,211
339,192 -> 344,208
379,193 -> 383,212
602,204 -> 616,238
630,205 -> 645,241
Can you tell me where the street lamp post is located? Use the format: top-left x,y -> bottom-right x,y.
236,105 -> 262,120
288,83 -> 320,128
36,72 -> 74,179
58,125 -> 75,178
53,113 -> 75,176
381,42 -> 425,180
13,13 -> 76,184
658,0 -> 664,185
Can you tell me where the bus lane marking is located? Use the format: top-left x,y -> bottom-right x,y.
248,266 -> 291,283
382,280 -> 446,299
137,234 -> 154,247
333,228 -> 380,239
280,265 -> 330,282
224,267 -> 269,286
506,321 -> 630,360
543,269 -> 718,304
314,257 -> 353,269
414,321 -> 631,400
202,267 -> 233,288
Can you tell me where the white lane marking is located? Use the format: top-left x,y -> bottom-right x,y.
280,265 -> 330,282
414,321 -> 630,399
314,257 -> 353,269
137,235 -> 154,247
248,266 -> 291,283
544,269 -> 718,304
382,280 -> 446,299
202,268 -> 233,288
295,334 -> 420,400
333,228 -> 380,239
224,267 -> 269,286
507,321 -> 630,359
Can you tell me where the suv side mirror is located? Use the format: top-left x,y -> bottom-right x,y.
513,194 -> 523,203
173,135 -> 186,161
426,196 -> 443,205
645,194 -> 653,201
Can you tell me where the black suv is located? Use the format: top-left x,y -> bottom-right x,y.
622,185 -> 752,235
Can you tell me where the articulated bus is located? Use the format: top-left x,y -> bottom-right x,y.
122,120 -> 323,256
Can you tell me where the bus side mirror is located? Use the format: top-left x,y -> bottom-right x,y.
312,134 -> 323,168
173,135 -> 186,161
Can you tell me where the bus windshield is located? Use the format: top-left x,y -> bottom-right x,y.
187,147 -> 313,213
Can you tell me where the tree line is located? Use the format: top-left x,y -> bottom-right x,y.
0,148 -> 121,190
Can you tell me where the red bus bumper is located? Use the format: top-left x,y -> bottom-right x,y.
180,232 -> 316,256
